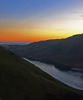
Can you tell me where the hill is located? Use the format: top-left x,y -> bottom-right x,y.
6,33 -> 83,70
0,46 -> 83,100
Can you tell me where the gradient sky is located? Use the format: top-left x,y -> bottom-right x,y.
0,0 -> 83,41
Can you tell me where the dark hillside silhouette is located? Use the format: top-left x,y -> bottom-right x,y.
5,34 -> 83,70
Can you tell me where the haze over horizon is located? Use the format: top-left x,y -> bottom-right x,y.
0,0 -> 83,42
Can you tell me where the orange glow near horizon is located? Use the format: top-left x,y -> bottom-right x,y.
0,14 -> 83,42
0,27 -> 78,42
0,27 -> 82,42
0,18 -> 83,42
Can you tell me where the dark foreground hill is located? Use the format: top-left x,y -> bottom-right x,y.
0,46 -> 83,100
6,34 -> 83,70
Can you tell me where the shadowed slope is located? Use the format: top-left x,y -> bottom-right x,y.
0,46 -> 83,100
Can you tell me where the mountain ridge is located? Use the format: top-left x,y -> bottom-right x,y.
5,33 -> 83,71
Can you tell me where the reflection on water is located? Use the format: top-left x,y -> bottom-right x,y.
24,58 -> 83,90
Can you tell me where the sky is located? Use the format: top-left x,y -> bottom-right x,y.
0,0 -> 83,42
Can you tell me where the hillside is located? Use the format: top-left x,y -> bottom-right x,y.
6,33 -> 83,70
0,46 -> 83,100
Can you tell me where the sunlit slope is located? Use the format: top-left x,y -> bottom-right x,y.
0,46 -> 83,100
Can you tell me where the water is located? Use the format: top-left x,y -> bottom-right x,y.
24,58 -> 83,90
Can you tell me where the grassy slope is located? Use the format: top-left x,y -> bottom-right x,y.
0,46 -> 83,100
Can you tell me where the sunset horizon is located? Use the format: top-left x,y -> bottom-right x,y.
0,0 -> 83,42
0,33 -> 83,42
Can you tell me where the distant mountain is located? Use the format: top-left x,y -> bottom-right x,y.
6,34 -> 83,70
1,46 -> 83,100
0,42 -> 31,46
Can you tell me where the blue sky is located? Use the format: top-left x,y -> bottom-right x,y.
0,0 -> 82,20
